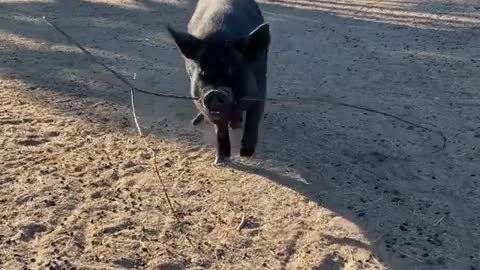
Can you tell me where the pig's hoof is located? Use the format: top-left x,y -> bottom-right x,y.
240,147 -> 255,157
214,155 -> 231,165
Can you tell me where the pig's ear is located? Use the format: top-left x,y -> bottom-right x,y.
235,23 -> 271,60
166,25 -> 202,60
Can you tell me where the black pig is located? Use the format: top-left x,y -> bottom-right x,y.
167,0 -> 270,164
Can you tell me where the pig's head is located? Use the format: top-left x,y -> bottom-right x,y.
167,23 -> 270,122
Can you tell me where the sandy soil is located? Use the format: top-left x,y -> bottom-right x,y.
1,0 -> 480,269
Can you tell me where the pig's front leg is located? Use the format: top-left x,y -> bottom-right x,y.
214,122 -> 231,164
229,109 -> 243,130
240,102 -> 264,157
241,55 -> 268,157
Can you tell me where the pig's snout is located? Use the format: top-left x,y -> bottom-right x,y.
202,89 -> 233,114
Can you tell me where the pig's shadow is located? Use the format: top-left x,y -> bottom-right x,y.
228,159 -> 313,193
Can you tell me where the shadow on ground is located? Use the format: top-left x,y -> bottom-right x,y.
1,0 -> 480,269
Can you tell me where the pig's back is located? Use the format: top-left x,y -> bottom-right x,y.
188,0 -> 264,40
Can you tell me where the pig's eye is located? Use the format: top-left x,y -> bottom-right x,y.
199,70 -> 218,82
199,71 -> 208,80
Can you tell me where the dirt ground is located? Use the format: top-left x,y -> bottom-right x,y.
1,0 -> 480,269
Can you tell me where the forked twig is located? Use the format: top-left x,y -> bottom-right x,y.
236,213 -> 247,231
